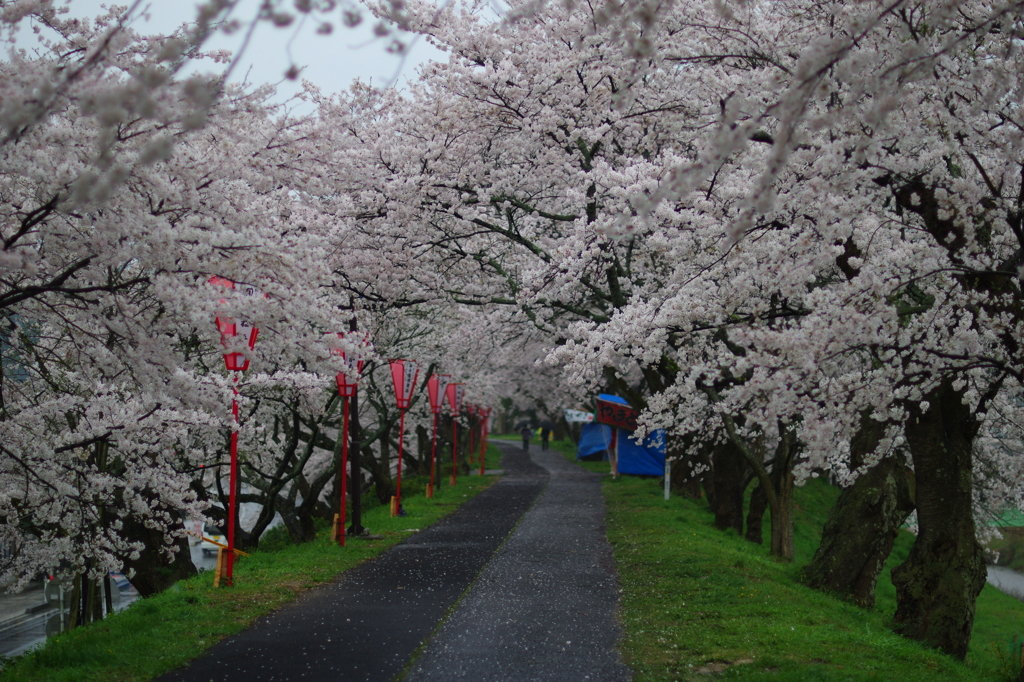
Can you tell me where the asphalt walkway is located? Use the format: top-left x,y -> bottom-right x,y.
159,442 -> 628,682
406,446 -> 630,682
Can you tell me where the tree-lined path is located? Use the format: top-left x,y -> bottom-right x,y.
159,442 -> 628,682
406,446 -> 630,682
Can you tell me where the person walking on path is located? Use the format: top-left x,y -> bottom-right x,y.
540,426 -> 551,451
520,424 -> 532,452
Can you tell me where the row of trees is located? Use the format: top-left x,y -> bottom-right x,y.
0,1 -> 566,607
341,0 -> 1024,660
4,0 -> 1024,662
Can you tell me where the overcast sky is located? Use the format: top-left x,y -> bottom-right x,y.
49,1 -> 446,105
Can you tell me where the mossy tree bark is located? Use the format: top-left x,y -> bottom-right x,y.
891,381 -> 986,660
768,426 -> 797,560
745,483 -> 767,544
803,416 -> 914,607
709,440 -> 750,534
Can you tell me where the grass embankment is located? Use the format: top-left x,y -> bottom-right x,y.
548,438 -> 1024,682
0,445 -> 503,682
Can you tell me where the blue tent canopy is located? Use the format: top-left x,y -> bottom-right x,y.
579,394 -> 666,475
617,429 -> 666,476
577,422 -> 612,461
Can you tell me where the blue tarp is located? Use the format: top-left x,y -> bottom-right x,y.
580,394 -> 666,475
617,429 -> 666,476
577,422 -> 612,461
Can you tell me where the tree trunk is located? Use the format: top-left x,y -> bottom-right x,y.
803,416 -> 914,608
669,435 -> 709,500
670,451 -> 705,500
769,459 -> 795,560
349,390 -> 364,536
375,434 -> 394,505
118,515 -> 198,597
745,482 -> 767,544
701,385 -> 797,561
275,496 -> 303,542
891,381 -> 986,660
416,424 -> 429,474
293,470 -> 335,542
709,440 -> 749,534
292,473 -> 318,542
767,424 -> 797,560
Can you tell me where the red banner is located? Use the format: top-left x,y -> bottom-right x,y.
427,374 -> 451,414
389,359 -> 420,410
446,382 -> 464,413
596,399 -> 638,431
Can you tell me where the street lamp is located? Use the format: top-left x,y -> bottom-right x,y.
330,332 -> 367,546
445,382 -> 465,486
388,359 -> 420,516
209,276 -> 262,587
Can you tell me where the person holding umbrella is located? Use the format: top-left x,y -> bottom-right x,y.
539,419 -> 555,451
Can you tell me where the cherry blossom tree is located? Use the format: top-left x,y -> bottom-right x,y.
0,6 -> 357,598
547,0 -> 1024,659
8,0 -> 1024,661
352,0 -> 1024,659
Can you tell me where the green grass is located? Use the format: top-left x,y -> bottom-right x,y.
13,438 -> 1024,682
984,531 -> 1024,574
0,444 -> 504,682
551,434 -> 1024,682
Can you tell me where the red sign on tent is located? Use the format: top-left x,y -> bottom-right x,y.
427,374 -> 451,415
596,398 -> 639,431
210,276 -> 261,372
389,359 -> 420,410
331,333 -> 368,397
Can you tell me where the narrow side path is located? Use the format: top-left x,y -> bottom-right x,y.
405,447 -> 630,682
159,442 -> 546,682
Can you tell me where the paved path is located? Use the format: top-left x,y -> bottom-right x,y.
406,447 -> 630,682
159,442 -> 628,682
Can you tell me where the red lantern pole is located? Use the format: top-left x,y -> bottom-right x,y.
467,406 -> 476,465
331,332 -> 366,546
389,359 -> 420,516
426,374 -> 450,498
339,397 -> 350,546
429,411 -> 439,496
446,383 -> 464,486
210,277 -> 262,587
396,408 -> 407,511
227,374 -> 239,585
451,418 -> 459,487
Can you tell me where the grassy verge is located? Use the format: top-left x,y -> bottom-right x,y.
0,445 -> 504,682
548,438 -> 1024,682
